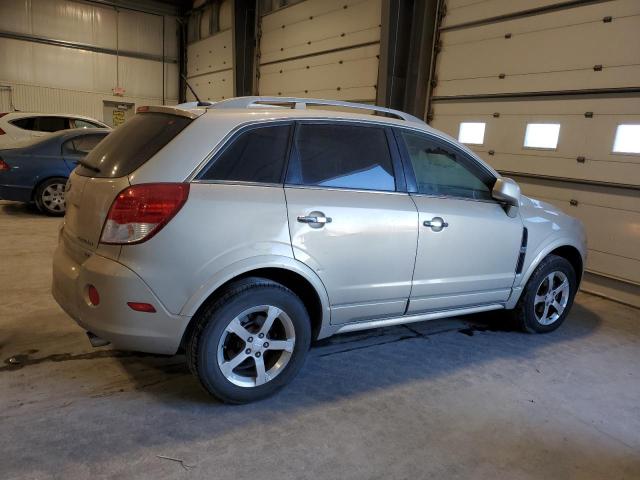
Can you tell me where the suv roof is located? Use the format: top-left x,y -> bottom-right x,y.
170,96 -> 428,127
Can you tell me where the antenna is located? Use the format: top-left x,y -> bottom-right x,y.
180,74 -> 212,107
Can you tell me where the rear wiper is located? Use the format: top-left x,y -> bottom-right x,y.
77,159 -> 100,173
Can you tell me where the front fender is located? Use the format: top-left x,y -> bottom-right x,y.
178,254 -> 332,334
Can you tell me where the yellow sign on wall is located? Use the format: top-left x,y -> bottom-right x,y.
112,109 -> 126,127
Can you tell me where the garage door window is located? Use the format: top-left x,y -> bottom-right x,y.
458,122 -> 486,145
524,123 -> 561,149
612,124 -> 640,154
199,124 -> 292,184
289,123 -> 396,192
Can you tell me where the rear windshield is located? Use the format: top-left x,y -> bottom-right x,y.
75,112 -> 191,178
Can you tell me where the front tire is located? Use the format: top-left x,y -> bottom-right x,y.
186,278 -> 311,403
512,254 -> 577,333
35,177 -> 67,216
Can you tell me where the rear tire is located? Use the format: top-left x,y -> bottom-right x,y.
512,254 -> 577,333
35,177 -> 67,216
186,277 -> 311,403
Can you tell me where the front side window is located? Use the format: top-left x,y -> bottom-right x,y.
401,131 -> 493,200
62,134 -> 107,155
290,123 -> 396,191
200,124 -> 292,183
34,116 -> 69,132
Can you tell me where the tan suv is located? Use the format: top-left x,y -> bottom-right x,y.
52,97 -> 586,403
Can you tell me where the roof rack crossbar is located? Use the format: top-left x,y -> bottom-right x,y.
209,96 -> 424,124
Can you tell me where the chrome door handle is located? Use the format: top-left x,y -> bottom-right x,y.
423,217 -> 448,232
297,211 -> 332,228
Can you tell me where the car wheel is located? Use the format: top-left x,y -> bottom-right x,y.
186,277 -> 311,403
512,254 -> 577,333
35,178 -> 67,216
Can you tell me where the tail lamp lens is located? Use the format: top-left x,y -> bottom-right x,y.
100,183 -> 189,245
0,158 -> 9,171
127,302 -> 157,313
88,285 -> 100,306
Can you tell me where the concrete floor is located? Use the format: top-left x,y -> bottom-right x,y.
1,199 -> 639,480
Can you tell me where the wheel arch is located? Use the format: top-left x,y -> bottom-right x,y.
31,175 -> 68,201
507,238 -> 585,309
179,258 -> 332,349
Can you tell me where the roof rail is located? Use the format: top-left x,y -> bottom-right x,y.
210,96 -> 425,124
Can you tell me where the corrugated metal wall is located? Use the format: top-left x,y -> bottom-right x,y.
257,0 -> 382,102
429,0 -> 640,307
0,0 -> 179,122
185,0 -> 234,102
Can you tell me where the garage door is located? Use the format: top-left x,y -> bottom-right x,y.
429,0 -> 640,307
186,1 -> 234,102
257,0 -> 381,102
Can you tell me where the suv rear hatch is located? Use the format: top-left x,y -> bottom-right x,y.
62,110 -> 194,262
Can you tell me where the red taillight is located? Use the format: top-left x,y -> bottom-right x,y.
100,183 -> 189,245
127,302 -> 157,313
88,285 -> 100,306
0,158 -> 9,171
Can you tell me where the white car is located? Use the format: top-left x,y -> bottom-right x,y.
0,112 -> 109,146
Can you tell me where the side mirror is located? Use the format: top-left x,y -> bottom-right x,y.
492,177 -> 521,216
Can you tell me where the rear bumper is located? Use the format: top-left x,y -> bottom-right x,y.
52,242 -> 190,355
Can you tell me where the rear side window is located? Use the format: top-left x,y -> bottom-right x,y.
10,117 -> 36,130
35,116 -> 69,132
62,134 -> 106,155
199,124 -> 291,183
72,119 -> 103,129
76,113 -> 191,178
289,123 -> 395,191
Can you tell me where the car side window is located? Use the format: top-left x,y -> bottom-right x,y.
72,119 -> 102,129
63,134 -> 106,155
401,131 -> 494,200
199,124 -> 291,184
34,116 -> 69,132
10,117 -> 36,130
290,123 -> 396,192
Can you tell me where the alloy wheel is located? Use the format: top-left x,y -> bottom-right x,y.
216,305 -> 296,388
41,182 -> 66,213
533,271 -> 570,325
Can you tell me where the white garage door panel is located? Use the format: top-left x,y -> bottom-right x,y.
435,66 -> 640,97
443,0 -> 567,29
435,2 -> 640,96
431,96 -> 640,186
260,44 -> 379,100
260,0 -> 381,65
513,179 -> 640,285
187,30 -> 233,78
186,69 -> 234,102
442,0 -> 639,44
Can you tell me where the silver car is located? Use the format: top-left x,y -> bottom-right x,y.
52,97 -> 587,403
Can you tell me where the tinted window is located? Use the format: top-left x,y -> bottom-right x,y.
10,118 -> 36,130
200,124 -> 291,183
401,131 -> 493,200
35,116 -> 69,132
76,113 -> 191,178
290,124 -> 395,191
62,134 -> 106,155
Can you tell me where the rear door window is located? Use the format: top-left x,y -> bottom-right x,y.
76,113 -> 191,178
288,123 -> 396,192
72,119 -> 103,129
62,134 -> 107,156
34,116 -> 69,132
199,124 -> 291,184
